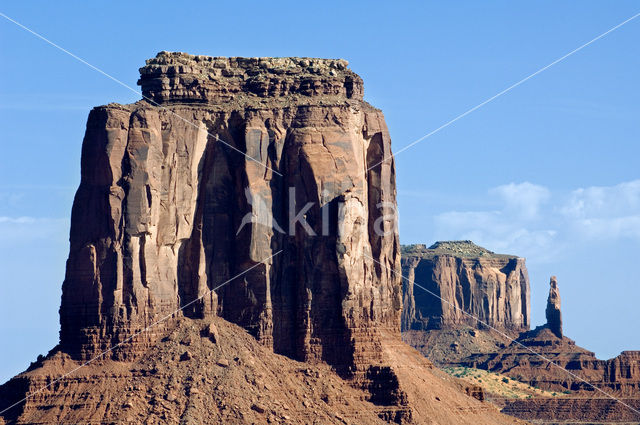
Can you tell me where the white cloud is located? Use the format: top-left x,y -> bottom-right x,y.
489,182 -> 550,220
434,182 -> 556,260
561,180 -> 640,240
562,180 -> 640,218
571,216 -> 640,240
434,209 -> 557,263
433,179 -> 640,264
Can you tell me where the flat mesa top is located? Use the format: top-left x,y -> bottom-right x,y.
144,51 -> 350,73
401,241 -> 518,259
137,51 -> 364,105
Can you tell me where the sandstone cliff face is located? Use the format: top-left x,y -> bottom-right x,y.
59,52 -> 401,376
0,53 -> 528,425
501,397 -> 640,424
401,242 -> 530,335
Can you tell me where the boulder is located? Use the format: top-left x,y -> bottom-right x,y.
204,322 -> 219,344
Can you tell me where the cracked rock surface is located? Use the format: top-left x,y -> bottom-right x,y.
59,52 -> 401,375
401,242 -> 530,335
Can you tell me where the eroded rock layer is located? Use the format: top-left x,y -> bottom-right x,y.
466,331 -> 640,423
462,327 -> 640,396
0,318 -> 524,425
501,397 -> 640,424
401,242 -> 530,336
59,52 -> 401,379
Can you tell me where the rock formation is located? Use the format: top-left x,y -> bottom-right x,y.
400,246 -> 639,397
59,52 -> 401,377
459,328 -> 640,422
0,317 -> 526,425
456,275 -> 640,399
545,276 -> 562,338
0,53 -> 527,425
455,273 -> 640,397
400,244 -> 640,424
401,242 -> 530,336
437,273 -> 640,423
501,397 -> 640,424
462,329 -> 640,396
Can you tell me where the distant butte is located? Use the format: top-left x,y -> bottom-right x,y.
400,242 -> 640,423
401,240 -> 530,335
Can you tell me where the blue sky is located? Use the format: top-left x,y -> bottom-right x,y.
1,1 -> 639,383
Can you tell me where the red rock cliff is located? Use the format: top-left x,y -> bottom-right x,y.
0,53 -> 528,425
59,52 -> 402,376
401,241 -> 530,335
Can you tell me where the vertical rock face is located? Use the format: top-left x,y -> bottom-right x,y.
605,351 -> 640,393
545,276 -> 562,338
401,241 -> 530,335
59,52 -> 401,375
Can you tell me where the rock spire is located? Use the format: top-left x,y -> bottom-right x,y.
545,276 -> 562,338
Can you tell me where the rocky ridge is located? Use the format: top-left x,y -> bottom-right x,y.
399,249 -> 640,424
459,276 -> 640,398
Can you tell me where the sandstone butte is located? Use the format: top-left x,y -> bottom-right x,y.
400,242 -> 640,424
401,241 -> 530,336
0,52 -> 524,425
